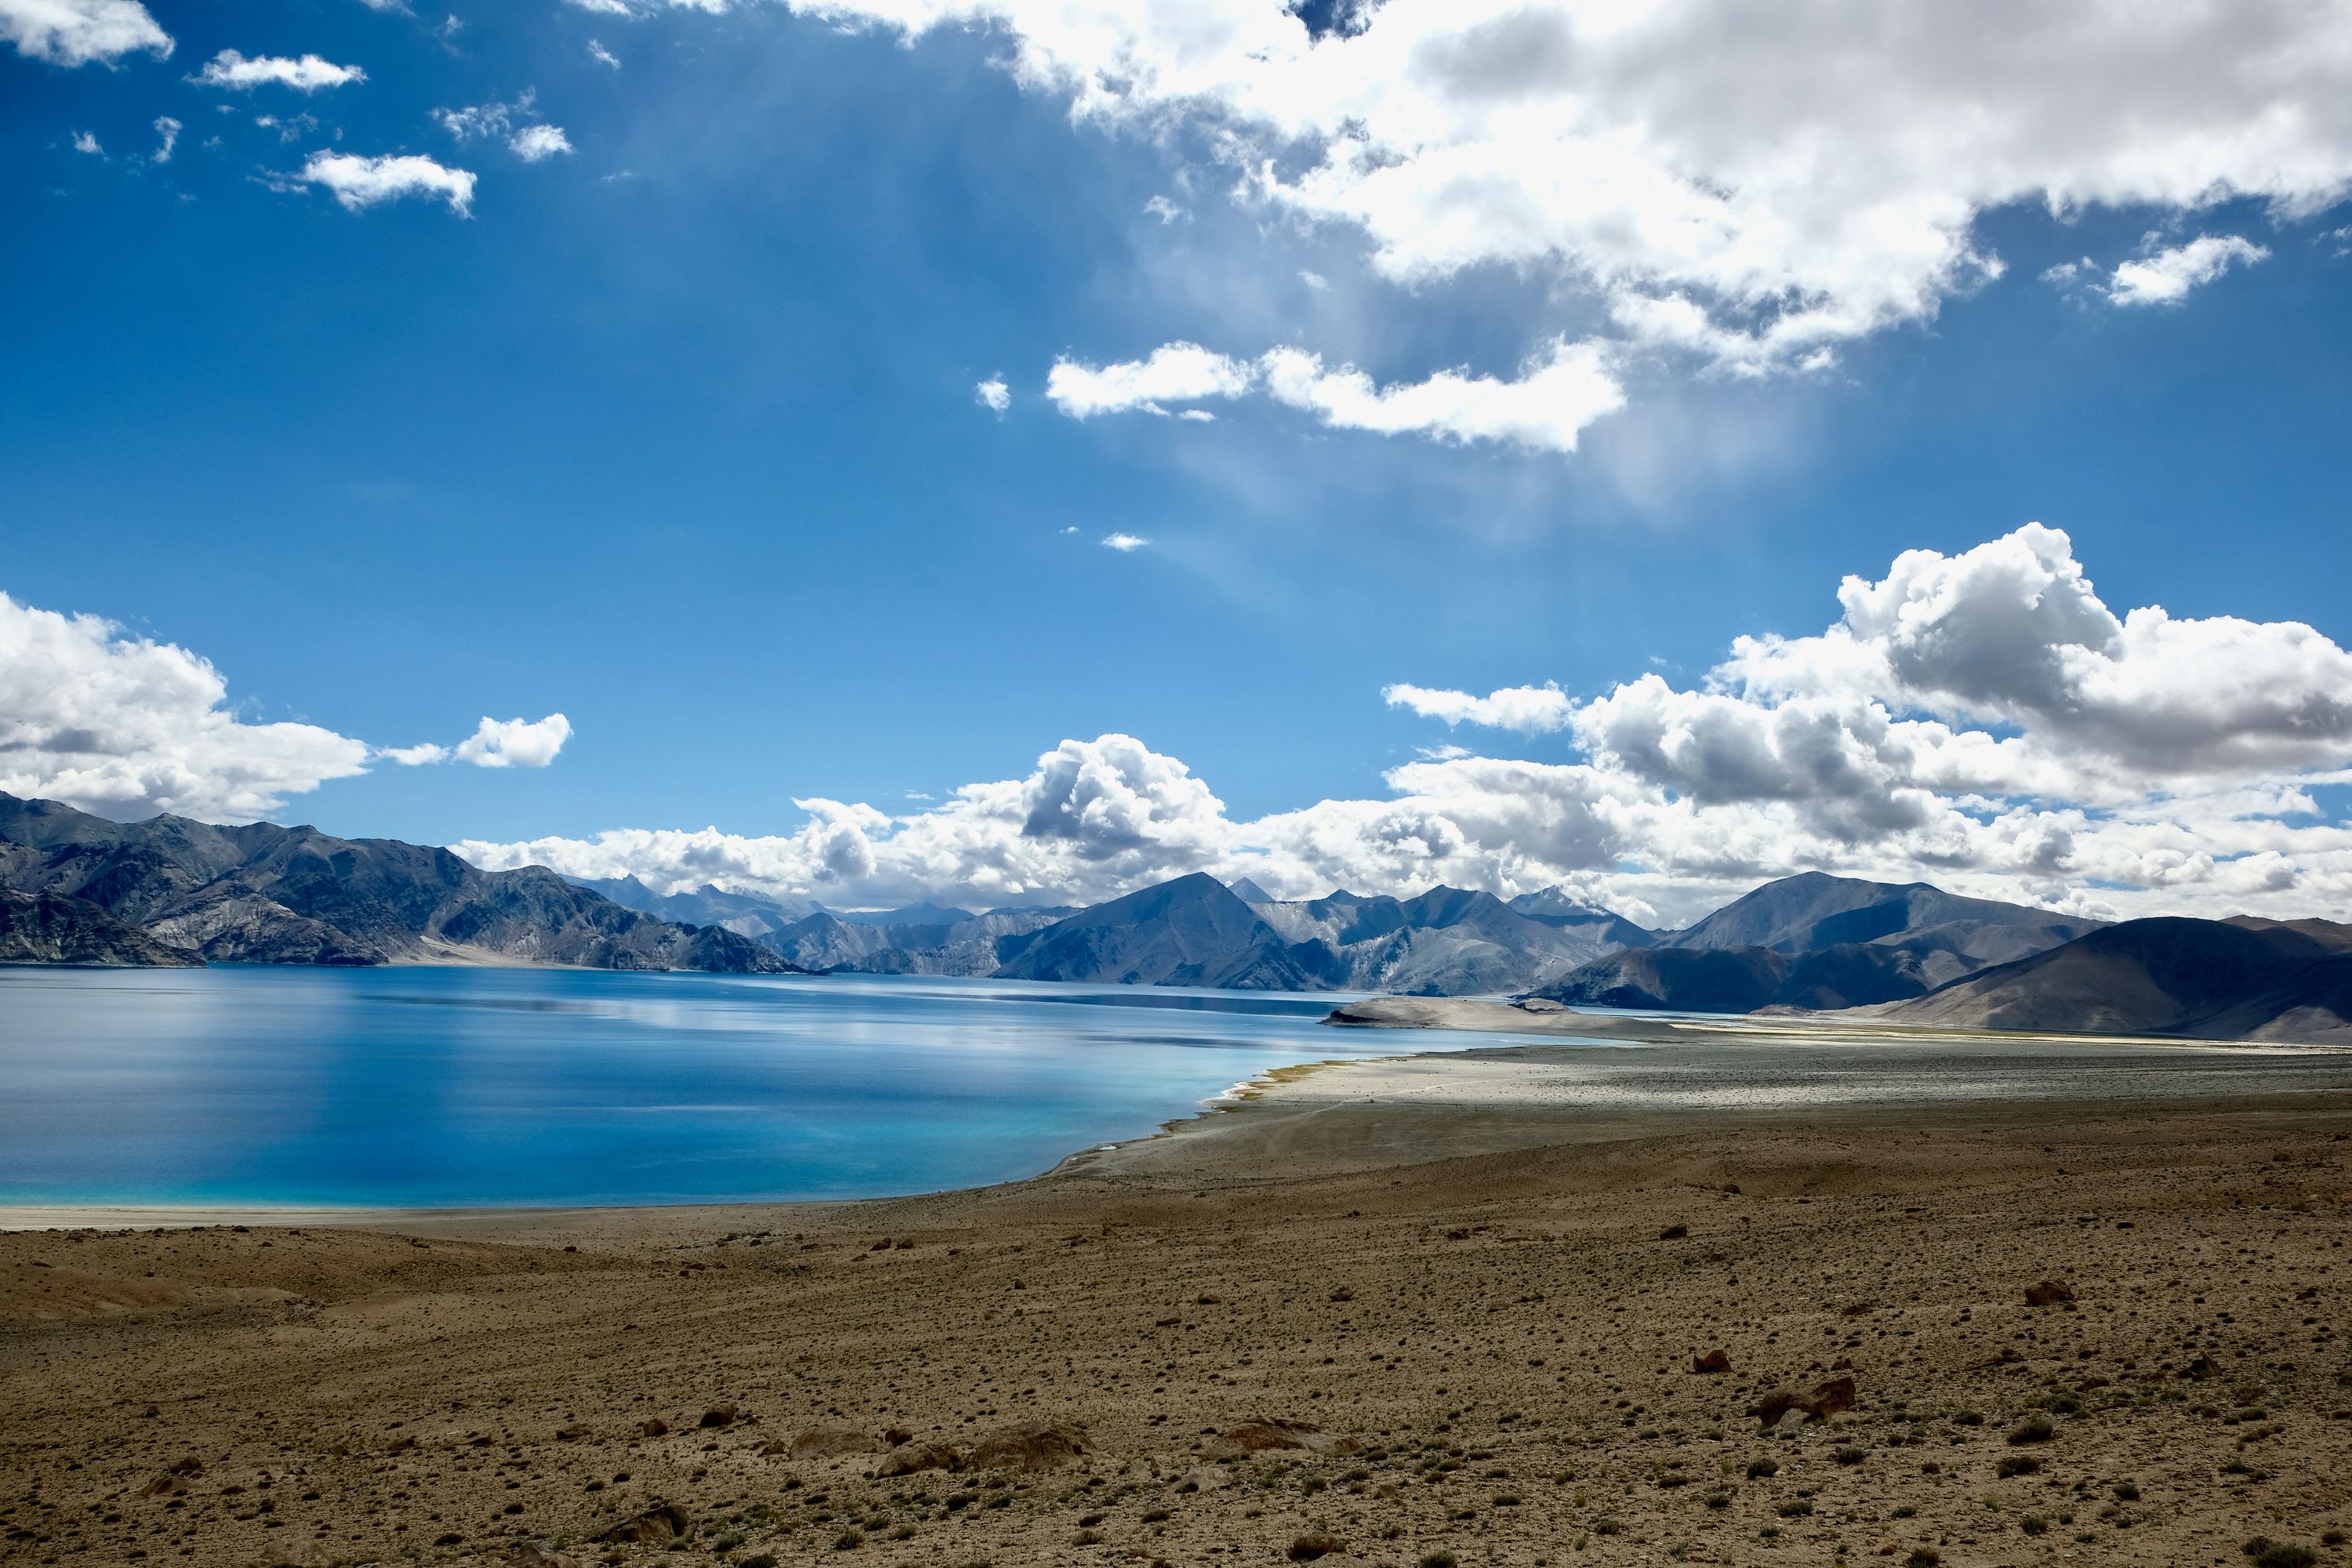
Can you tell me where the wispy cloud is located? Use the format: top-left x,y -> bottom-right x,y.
2107,234 -> 2270,307
194,49 -> 366,93
299,151 -> 476,215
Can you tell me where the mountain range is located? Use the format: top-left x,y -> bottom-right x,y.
0,792 -> 795,973
1530,871 -> 2107,1011
1864,915 -> 2352,1043
4,788 -> 2342,1042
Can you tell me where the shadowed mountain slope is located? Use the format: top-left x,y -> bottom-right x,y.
992,873 -> 1323,989
1876,916 -> 2352,1043
0,792 -> 798,973
0,888 -> 203,967
1534,872 -> 2105,1011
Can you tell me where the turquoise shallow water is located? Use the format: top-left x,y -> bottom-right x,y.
0,966 -> 1498,1207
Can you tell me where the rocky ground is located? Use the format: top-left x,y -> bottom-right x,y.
3,1080 -> 2350,1568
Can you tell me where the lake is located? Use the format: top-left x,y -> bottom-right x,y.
0,966 -> 1488,1207
5,966 -> 2346,1210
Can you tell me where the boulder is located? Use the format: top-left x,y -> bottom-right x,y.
638,1417 -> 669,1437
968,1423 -> 1088,1472
1806,1374 -> 1857,1418
1691,1348 -> 1731,1374
789,1426 -> 884,1461
698,1403 -> 739,1428
2024,1279 -> 2075,1307
598,1503 -> 691,1544
510,1548 -> 585,1568
873,1442 -> 962,1477
1751,1374 -> 1856,1426
1204,1418 -> 1357,1458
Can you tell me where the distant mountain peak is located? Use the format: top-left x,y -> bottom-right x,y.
1227,876 -> 1278,905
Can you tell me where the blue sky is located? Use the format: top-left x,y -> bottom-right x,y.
6,1 -> 2352,923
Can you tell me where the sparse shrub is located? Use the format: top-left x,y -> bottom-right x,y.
831,1530 -> 863,1551
1747,1457 -> 1779,1479
2008,1415 -> 2054,1445
1288,1534 -> 1344,1562
2022,1515 -> 2049,1536
2244,1540 -> 2319,1568
1835,1446 -> 1864,1466
1906,1552 -> 1941,1568
1777,1499 -> 1813,1518
1418,1554 -> 1459,1568
1952,1411 -> 1983,1427
1996,1456 -> 2042,1479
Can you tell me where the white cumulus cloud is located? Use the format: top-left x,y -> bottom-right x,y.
1385,681 -> 1574,734
710,0 -> 2352,448
0,593 -> 370,822
0,0 -> 169,66
1100,532 -> 1149,551
510,124 -> 573,162
457,524 -> 2352,927
194,49 -> 365,92
2108,234 -> 2270,307
300,151 -> 476,214
975,376 -> 1010,412
0,593 -> 582,820
453,714 -> 572,768
1047,342 -> 1256,419
150,114 -> 179,162
1048,337 -> 1625,453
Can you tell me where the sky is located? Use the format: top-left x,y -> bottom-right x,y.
5,0 -> 2352,927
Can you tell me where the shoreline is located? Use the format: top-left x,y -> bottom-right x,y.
14,1004 -> 2352,1231
8,1048 -> 2352,1563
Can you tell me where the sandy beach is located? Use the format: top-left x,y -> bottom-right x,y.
5,1035 -> 2351,1568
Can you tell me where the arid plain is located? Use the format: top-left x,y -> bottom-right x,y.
5,1042 -> 2350,1568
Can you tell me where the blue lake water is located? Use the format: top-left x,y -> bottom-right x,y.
0,966 -> 1507,1207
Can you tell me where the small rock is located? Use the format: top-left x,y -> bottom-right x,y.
1658,1223 -> 1690,1240
698,1403 -> 739,1428
2024,1279 -> 2075,1307
638,1417 -> 669,1437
